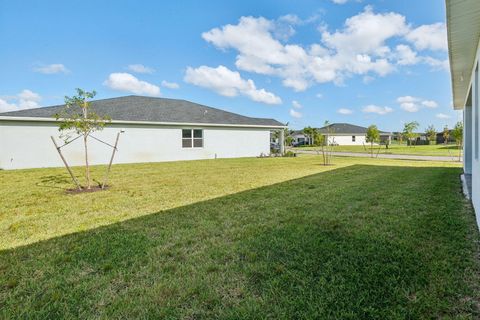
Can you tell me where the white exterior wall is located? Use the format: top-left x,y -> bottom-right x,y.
328,135 -> 367,146
464,104 -> 472,174
0,120 -> 272,170
470,58 -> 480,228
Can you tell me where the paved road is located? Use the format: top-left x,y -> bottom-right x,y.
293,149 -> 461,162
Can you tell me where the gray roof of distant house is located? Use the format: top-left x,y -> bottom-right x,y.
319,123 -> 391,134
293,123 -> 391,135
0,95 -> 285,127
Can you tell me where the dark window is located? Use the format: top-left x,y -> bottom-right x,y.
193,129 -> 202,138
182,129 -> 203,148
352,135 -> 356,142
193,139 -> 203,148
182,129 -> 192,138
182,139 -> 192,148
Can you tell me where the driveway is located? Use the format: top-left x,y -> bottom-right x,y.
293,149 -> 461,162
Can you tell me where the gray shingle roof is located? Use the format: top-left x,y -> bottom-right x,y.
293,123 -> 391,135
319,123 -> 391,134
0,95 -> 285,127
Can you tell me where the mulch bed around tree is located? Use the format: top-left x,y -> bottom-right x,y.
66,185 -> 109,194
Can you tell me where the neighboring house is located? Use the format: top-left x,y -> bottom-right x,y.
446,0 -> 480,228
291,123 -> 392,146
0,96 -> 285,169
435,130 -> 456,145
292,130 -> 312,146
318,123 -> 392,146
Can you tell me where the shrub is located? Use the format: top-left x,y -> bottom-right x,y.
283,151 -> 296,157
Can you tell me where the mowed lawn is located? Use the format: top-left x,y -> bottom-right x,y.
0,156 -> 479,319
294,143 -> 462,157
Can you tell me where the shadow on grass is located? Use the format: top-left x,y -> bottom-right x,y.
0,165 -> 478,319
36,174 -> 72,190
438,145 -> 461,150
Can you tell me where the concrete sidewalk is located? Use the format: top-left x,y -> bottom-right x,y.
293,149 -> 461,162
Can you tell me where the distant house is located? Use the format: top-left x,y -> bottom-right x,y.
293,123 -> 392,146
0,96 -> 285,170
291,130 -> 311,146
436,130 -> 456,145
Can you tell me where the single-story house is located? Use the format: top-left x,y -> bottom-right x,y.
0,95 -> 286,170
435,130 -> 456,145
446,0 -> 480,229
292,123 -> 392,146
291,130 -> 311,146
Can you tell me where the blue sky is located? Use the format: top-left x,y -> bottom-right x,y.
0,0 -> 459,131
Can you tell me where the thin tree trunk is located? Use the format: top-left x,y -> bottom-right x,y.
84,134 -> 91,189
82,100 -> 91,189
102,132 -> 121,189
51,136 -> 82,190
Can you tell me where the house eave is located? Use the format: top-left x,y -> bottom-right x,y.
446,0 -> 480,110
0,116 -> 286,129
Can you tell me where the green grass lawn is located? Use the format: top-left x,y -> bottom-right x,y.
294,143 -> 462,157
0,156 -> 479,318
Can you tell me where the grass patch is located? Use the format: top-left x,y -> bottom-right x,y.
0,156 -> 478,318
295,143 -> 462,157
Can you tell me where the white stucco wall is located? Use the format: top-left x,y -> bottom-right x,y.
328,135 -> 367,146
0,120 -> 272,170
470,61 -> 480,229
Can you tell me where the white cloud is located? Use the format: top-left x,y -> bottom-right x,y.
406,23 -> 447,51
322,7 -> 408,56
200,7 -> 424,91
400,102 -> 419,112
436,113 -> 450,119
198,8 -> 449,92
316,93 -> 323,99
0,98 -> 17,112
397,96 -> 420,112
103,73 -> 161,96
292,100 -> 302,109
126,64 -> 155,74
34,64 -> 69,74
0,89 -> 42,112
362,104 -> 393,115
289,108 -> 302,118
397,96 -> 438,112
423,56 -> 449,71
338,108 -> 353,115
395,44 -> 419,65
396,96 -> 418,104
184,65 -> 281,105
421,100 -> 438,108
161,80 -> 180,89
18,89 -> 41,109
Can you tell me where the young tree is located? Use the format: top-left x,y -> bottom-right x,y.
318,121 -> 335,165
396,132 -> 403,144
425,125 -> 436,145
272,128 -> 294,151
452,121 -> 463,161
443,125 -> 450,145
402,121 -> 419,147
55,89 -> 110,189
285,131 -> 294,147
302,126 -> 315,146
366,125 -> 380,157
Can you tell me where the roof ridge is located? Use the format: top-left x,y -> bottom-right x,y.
0,95 -> 285,127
